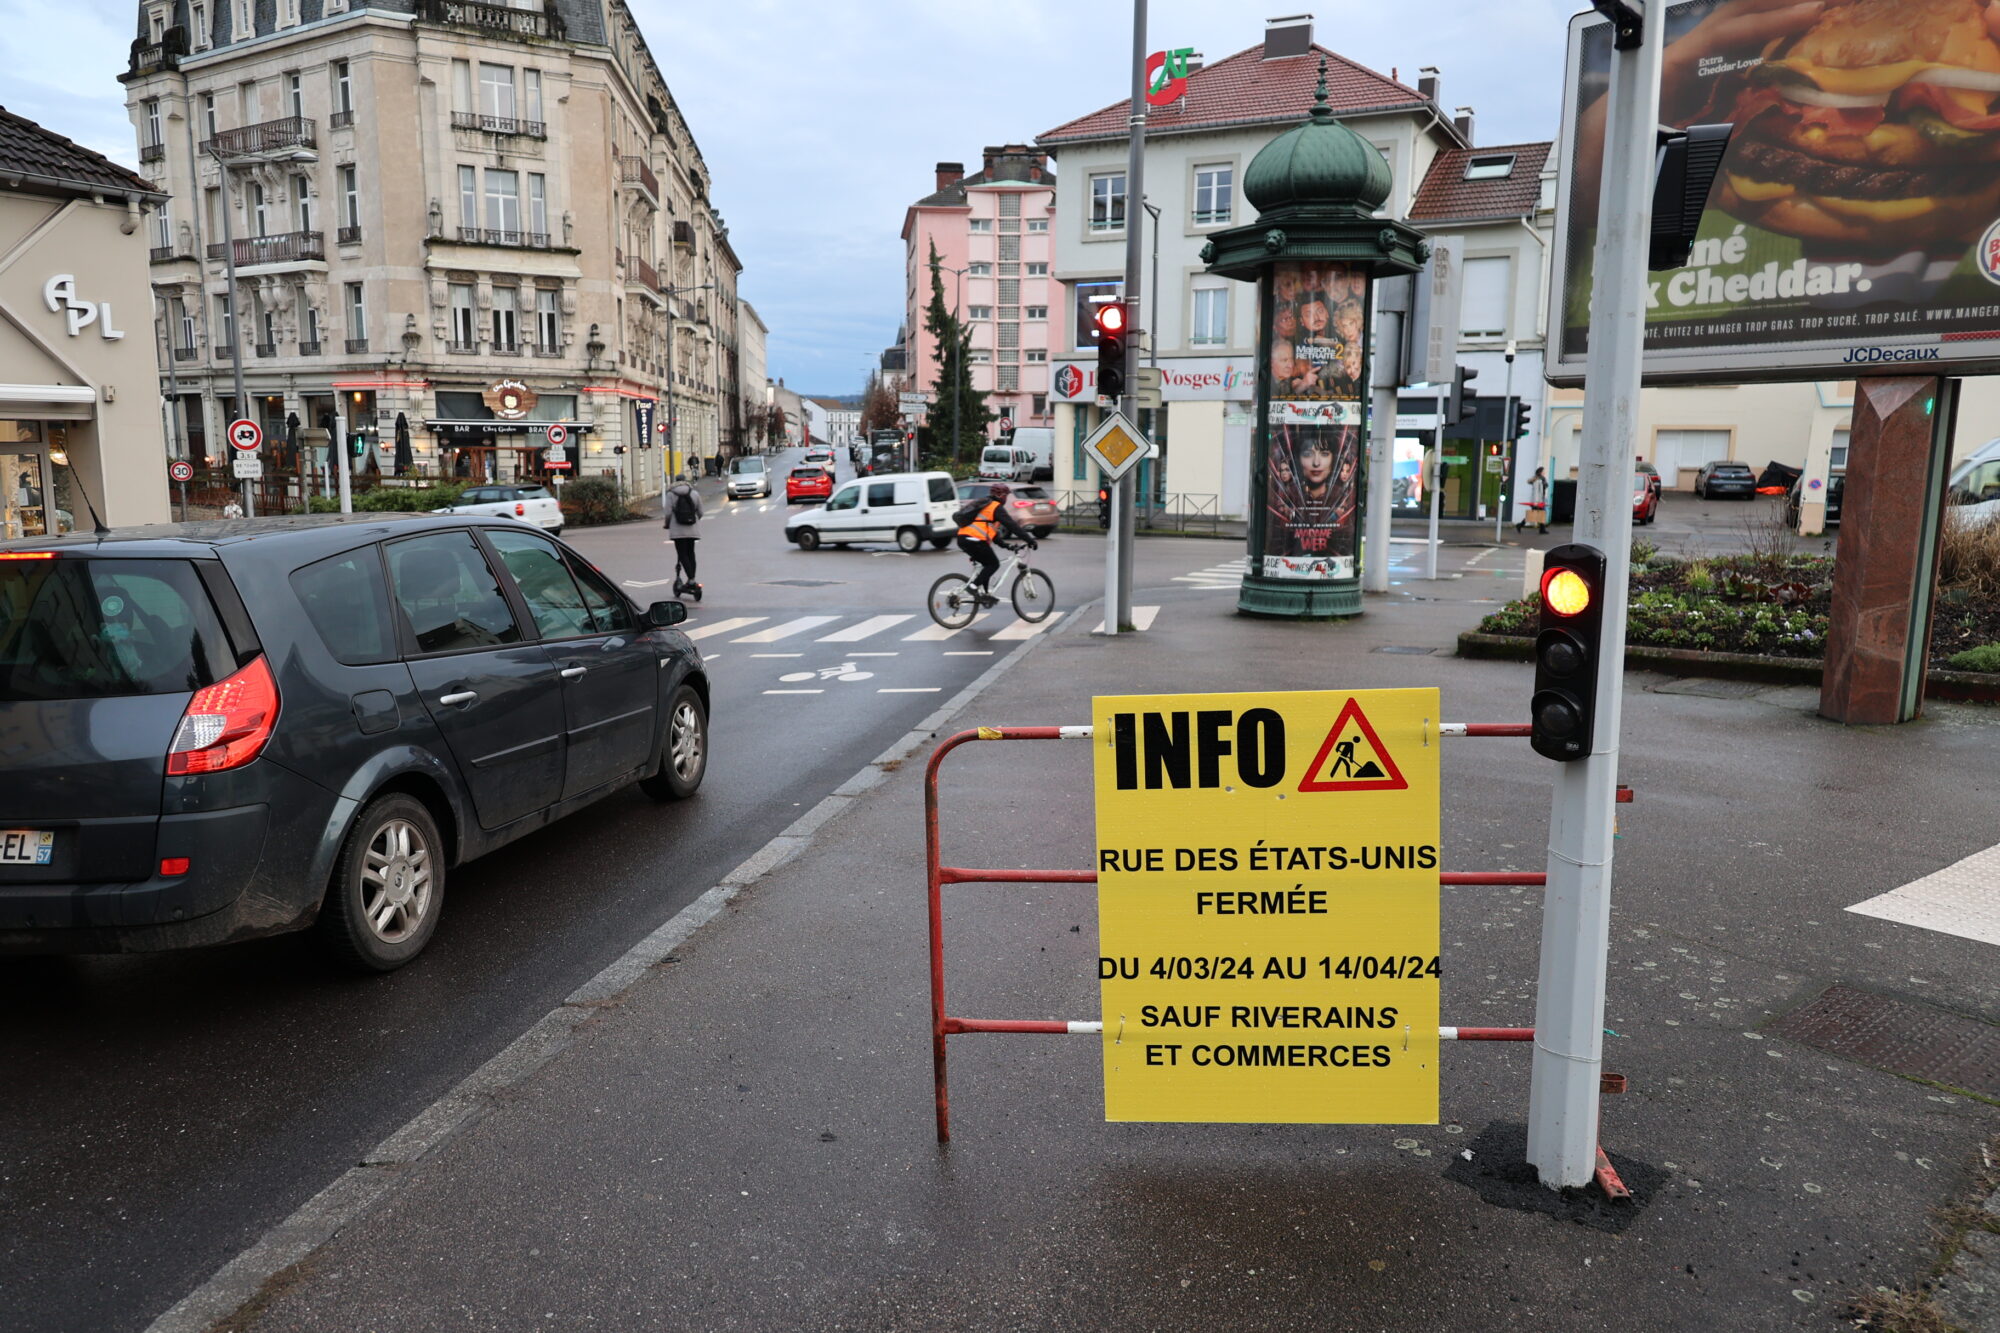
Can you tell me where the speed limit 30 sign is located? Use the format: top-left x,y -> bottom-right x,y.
169,460 -> 195,483
227,418 -> 263,452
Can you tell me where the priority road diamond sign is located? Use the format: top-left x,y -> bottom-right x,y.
1082,411 -> 1154,482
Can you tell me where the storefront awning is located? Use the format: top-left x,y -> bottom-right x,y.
0,384 -> 96,420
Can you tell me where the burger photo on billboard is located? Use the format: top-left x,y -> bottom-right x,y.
1717,0 -> 2000,251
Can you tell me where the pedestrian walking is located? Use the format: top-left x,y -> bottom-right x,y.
664,476 -> 704,600
1517,467 -> 1549,535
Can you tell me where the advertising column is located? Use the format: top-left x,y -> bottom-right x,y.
1259,262 -> 1369,584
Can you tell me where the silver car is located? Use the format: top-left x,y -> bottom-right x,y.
726,455 -> 772,499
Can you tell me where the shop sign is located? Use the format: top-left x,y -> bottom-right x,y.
1052,357 -> 1256,404
43,275 -> 126,340
482,379 -> 538,419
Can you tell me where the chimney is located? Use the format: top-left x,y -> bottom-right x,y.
935,161 -> 964,192
1263,13 -> 1312,59
1418,65 -> 1440,104
1453,106 -> 1475,143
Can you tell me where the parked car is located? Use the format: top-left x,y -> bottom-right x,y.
726,455 -> 772,500
785,466 -> 834,504
1947,437 -> 2000,529
433,484 -> 562,535
1632,470 -> 1658,525
955,480 -> 1058,539
786,471 -> 960,552
1695,460 -> 1757,499
0,516 -> 707,970
1785,471 -> 1843,527
1634,460 -> 1664,499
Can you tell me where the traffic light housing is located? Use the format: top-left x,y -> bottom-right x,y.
1650,123 -> 1734,270
1512,399 -> 1533,443
1093,300 -> 1128,400
1447,365 -> 1478,422
1531,544 -> 1607,762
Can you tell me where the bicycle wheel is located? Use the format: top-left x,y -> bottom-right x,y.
927,572 -> 979,629
1011,567 -> 1055,623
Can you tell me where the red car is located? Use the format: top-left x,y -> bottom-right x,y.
1633,470 -> 1658,526
786,465 -> 833,504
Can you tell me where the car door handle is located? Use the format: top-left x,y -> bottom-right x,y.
560,666 -> 587,680
439,690 -> 478,707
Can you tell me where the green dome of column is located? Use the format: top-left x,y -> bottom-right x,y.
1241,59 -> 1391,217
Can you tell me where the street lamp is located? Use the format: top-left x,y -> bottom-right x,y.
209,142 -> 317,517
664,280 -> 716,482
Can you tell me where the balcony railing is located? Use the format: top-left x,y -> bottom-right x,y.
330,109 -> 355,130
452,227 -> 551,250
672,219 -> 695,251
210,231 -> 325,266
201,116 -> 316,159
630,256 -> 660,294
345,338 -> 370,354
620,156 -> 659,202
451,111 -> 546,138
150,245 -> 186,263
123,31 -> 187,80
215,344 -> 237,361
140,141 -> 165,163
447,339 -> 478,354
337,225 -> 362,245
254,342 -> 277,358
414,0 -> 562,39
298,340 -> 322,356
174,346 -> 199,362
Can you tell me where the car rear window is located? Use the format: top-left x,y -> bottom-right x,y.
1014,486 -> 1050,500
518,486 -> 554,500
791,468 -> 824,480
291,548 -> 396,665
928,477 -> 956,503
0,557 -> 237,701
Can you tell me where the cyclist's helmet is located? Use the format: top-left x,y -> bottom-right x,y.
988,482 -> 1011,499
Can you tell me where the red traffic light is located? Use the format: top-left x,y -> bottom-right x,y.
1541,567 -> 1593,618
1094,302 -> 1127,336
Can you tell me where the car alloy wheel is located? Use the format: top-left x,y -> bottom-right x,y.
318,793 -> 445,972
361,817 -> 434,944
643,684 -> 707,800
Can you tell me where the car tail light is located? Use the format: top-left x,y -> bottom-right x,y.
0,551 -> 56,560
159,857 -> 190,877
515,502 -> 526,516
167,656 -> 279,776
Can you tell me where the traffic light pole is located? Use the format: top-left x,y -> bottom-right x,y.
1496,344 -> 1516,543
1103,0 -> 1147,636
1525,0 -> 1660,1191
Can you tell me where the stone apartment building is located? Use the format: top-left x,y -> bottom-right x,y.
900,146 -> 1058,442
119,0 -> 743,500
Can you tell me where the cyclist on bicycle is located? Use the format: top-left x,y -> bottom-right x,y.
955,482 -> 1036,607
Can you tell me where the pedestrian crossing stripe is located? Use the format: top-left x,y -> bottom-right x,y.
1297,697 -> 1409,793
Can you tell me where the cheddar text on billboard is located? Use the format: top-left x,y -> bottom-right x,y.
1643,224 -> 1870,311
1843,346 -> 1942,364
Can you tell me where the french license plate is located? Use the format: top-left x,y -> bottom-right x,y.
0,829 -> 54,865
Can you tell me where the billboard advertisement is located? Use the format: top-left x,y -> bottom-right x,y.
1552,0 -> 2000,385
1262,261 -> 1367,579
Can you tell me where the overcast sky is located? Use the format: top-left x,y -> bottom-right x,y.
0,0 -> 1576,395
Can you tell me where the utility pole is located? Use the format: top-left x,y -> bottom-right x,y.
1526,0 -> 1660,1190
1497,339 -> 1517,542
1105,0 -> 1147,634
214,147 -> 254,517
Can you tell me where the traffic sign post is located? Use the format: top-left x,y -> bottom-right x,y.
1092,689 -> 1441,1123
169,459 -> 193,521
226,418 -> 263,517
1081,411 -> 1153,484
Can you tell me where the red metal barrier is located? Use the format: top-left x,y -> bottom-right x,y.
924,722 -> 1632,1202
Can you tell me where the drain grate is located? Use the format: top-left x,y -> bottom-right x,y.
1766,985 -> 2000,1099
757,579 -> 848,588
1373,645 -> 1441,656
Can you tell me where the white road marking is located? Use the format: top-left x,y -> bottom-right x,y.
622,578 -> 676,589
733,615 -> 840,643
990,610 -> 1065,640
750,653 -> 803,658
904,613 -> 991,641
879,687 -> 942,694
762,688 -> 824,695
818,614 -> 914,642
848,652 -> 899,658
758,504 -> 772,512
1092,605 -> 1161,633
683,616 -> 766,641
1465,548 -> 1495,566
1847,844 -> 2000,948
945,650 -> 993,656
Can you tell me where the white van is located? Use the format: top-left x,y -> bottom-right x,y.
1009,427 -> 1054,480
1949,437 -> 2000,529
786,470 -> 961,552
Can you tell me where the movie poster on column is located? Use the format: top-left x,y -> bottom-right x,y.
1263,261 -> 1365,579
1553,0 -> 2000,386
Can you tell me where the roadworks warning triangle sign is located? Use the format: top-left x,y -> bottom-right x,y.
1298,697 -> 1409,792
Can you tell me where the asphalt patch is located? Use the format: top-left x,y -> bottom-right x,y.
1442,1121 -> 1665,1234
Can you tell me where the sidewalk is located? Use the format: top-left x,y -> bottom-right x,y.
176,585 -> 2000,1332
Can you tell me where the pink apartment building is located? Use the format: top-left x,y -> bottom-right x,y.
900,146 -> 1057,437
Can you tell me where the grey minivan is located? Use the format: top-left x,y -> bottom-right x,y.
0,515 -> 707,970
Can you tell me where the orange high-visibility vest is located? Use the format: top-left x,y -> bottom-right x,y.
958,499 -> 1001,541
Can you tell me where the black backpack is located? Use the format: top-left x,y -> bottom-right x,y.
952,498 -> 989,528
671,487 -> 699,526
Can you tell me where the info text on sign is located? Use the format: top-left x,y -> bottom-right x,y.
1092,688 -> 1441,1124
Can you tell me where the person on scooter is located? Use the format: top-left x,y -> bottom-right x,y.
664,475 -> 704,599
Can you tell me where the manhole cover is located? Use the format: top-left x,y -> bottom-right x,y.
757,579 -> 848,588
1766,985 -> 2000,1099
1373,645 -> 1441,656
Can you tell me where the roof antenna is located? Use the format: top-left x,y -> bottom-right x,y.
47,446 -> 110,536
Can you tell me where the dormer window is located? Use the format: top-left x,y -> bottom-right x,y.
1464,154 -> 1517,181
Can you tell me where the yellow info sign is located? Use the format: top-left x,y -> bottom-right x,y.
1092,688 -> 1441,1124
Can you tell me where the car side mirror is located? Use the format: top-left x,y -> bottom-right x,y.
646,600 -> 688,628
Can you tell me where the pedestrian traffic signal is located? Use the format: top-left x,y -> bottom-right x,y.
1512,400 -> 1533,442
1447,365 -> 1478,422
1531,544 -> 1607,762
1094,300 -> 1128,400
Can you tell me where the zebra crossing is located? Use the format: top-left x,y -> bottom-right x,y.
1172,559 -> 1248,591
671,609 -> 1066,646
